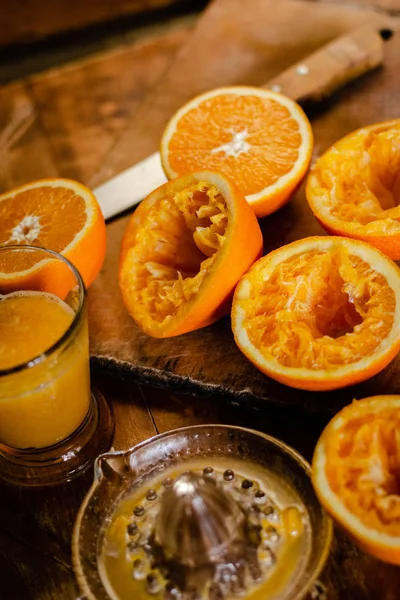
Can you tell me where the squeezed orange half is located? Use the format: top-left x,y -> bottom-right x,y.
313,395 -> 400,564
232,236 -> 400,391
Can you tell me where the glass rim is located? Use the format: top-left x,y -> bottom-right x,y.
0,244 -> 86,377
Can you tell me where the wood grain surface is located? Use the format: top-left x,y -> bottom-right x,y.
1,1 -> 400,599
320,0 -> 400,10
0,16 -> 187,600
90,0 -> 394,186
0,0 -> 193,47
88,0 -> 400,416
3,378 -> 400,600
0,82 -> 58,192
264,26 -> 386,105
0,19 -> 192,194
28,25 -> 191,184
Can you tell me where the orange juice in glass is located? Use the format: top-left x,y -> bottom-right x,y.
0,245 -> 114,486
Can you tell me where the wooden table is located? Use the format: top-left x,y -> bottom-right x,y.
2,377 -> 400,599
1,1 -> 400,598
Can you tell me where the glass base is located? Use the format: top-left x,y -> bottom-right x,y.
0,388 -> 114,486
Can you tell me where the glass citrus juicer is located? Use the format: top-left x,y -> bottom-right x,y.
73,425 -> 332,600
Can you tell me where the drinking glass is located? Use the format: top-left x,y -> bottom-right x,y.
0,245 -> 114,486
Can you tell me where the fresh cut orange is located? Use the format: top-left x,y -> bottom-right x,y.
160,87 -> 313,218
0,178 -> 106,292
119,170 -> 263,338
313,395 -> 400,564
231,236 -> 400,391
306,120 -> 400,259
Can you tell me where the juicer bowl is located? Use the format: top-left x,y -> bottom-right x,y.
72,425 -> 332,600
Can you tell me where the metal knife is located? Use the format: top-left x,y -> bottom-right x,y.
94,26 -> 390,221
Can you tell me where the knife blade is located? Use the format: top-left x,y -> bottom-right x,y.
94,26 -> 390,221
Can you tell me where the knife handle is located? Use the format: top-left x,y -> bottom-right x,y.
263,27 -> 390,105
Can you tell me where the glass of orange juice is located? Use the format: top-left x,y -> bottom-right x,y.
0,245 -> 114,486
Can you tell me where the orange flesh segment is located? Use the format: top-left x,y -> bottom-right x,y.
0,186 -> 87,272
325,407 -> 400,536
122,181 -> 228,330
312,123 -> 400,232
167,95 -> 301,194
240,247 -> 395,369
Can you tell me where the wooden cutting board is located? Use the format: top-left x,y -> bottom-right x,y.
89,0 -> 400,416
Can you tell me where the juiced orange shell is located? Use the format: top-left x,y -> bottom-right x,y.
306,120 -> 400,259
232,236 -> 400,391
119,170 -> 263,337
313,395 -> 400,565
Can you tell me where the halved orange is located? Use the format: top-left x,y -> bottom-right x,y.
119,170 -> 263,338
231,236 -> 400,391
0,178 -> 106,291
160,87 -> 313,218
313,395 -> 400,564
306,120 -> 400,259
